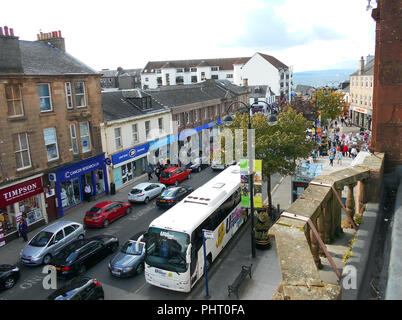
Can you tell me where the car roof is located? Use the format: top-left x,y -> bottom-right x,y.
88,234 -> 114,242
91,201 -> 115,208
40,220 -> 79,233
132,182 -> 152,189
47,277 -> 94,300
163,167 -> 180,172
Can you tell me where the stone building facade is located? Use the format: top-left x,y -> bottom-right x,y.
0,27 -> 105,240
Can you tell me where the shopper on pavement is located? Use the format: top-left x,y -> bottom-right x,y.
84,183 -> 92,202
329,152 -> 335,166
337,151 -> 343,165
19,216 -> 28,242
147,166 -> 153,181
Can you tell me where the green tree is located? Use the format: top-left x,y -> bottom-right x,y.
313,89 -> 346,126
227,107 -> 315,209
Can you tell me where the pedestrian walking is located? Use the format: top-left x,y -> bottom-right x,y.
329,152 -> 335,166
147,166 -> 153,181
84,183 -> 92,202
337,151 -> 343,165
18,216 -> 28,242
318,145 -> 323,157
350,147 -> 357,159
155,163 -> 161,181
341,117 -> 345,127
342,144 -> 348,157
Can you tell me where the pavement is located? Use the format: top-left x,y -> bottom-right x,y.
1,124 -> 364,300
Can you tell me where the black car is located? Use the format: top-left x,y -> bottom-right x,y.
0,264 -> 20,290
155,186 -> 193,208
186,157 -> 210,173
51,234 -> 119,279
47,276 -> 104,300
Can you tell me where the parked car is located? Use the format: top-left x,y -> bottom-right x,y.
186,157 -> 210,173
0,264 -> 20,290
108,236 -> 146,278
20,221 -> 86,266
211,160 -> 236,171
50,234 -> 119,279
128,182 -> 166,204
159,167 -> 191,186
46,276 -> 104,300
156,186 -> 194,208
84,201 -> 132,229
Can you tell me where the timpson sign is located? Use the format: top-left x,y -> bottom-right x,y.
0,177 -> 43,207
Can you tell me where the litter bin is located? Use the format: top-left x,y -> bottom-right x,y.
110,182 -> 116,195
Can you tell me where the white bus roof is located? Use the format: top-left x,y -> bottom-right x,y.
149,165 -> 241,235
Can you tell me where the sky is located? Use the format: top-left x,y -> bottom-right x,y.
1,0 -> 377,73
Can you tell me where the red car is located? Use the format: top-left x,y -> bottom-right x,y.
159,167 -> 191,186
84,201 -> 132,228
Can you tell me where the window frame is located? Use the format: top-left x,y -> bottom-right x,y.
74,82 -> 87,108
114,127 -> 122,149
14,132 -> 32,171
65,82 -> 73,109
69,124 -> 79,155
158,118 -> 163,133
43,127 -> 60,162
132,123 -> 138,143
145,121 -> 151,139
79,121 -> 92,153
38,83 -> 53,112
5,84 -> 24,117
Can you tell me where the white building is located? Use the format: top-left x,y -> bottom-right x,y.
100,89 -> 172,190
141,53 -> 292,100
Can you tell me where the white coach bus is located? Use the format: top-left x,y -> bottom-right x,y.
142,164 -> 246,292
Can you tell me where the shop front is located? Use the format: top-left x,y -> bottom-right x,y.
111,143 -> 150,190
55,154 -> 108,217
0,174 -> 47,242
351,106 -> 372,130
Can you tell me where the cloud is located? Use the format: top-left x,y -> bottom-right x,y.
227,3 -> 345,51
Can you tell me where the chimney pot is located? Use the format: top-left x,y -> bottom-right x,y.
10,28 -> 14,37
58,30 -> 62,38
4,26 -> 9,36
0,27 -> 3,36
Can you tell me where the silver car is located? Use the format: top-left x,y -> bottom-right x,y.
128,183 -> 165,204
20,221 -> 86,266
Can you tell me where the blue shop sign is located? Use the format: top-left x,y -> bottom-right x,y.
149,136 -> 170,151
112,143 -> 149,165
57,154 -> 105,183
216,119 -> 222,125
204,121 -> 216,129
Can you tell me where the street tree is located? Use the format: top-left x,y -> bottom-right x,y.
313,89 -> 346,126
226,107 -> 315,209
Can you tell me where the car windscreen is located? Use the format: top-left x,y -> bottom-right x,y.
130,188 -> 142,195
121,241 -> 144,255
29,231 -> 53,247
161,189 -> 177,197
161,172 -> 172,179
88,207 -> 102,214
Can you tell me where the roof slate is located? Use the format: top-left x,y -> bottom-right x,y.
16,40 -> 98,75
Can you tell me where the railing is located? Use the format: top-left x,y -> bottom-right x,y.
268,152 -> 385,300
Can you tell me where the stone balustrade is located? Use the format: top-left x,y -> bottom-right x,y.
268,153 -> 385,300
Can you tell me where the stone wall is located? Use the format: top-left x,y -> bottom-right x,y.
268,153 -> 384,300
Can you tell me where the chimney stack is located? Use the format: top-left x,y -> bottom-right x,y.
359,56 -> 364,74
243,78 -> 248,88
36,29 -> 65,51
0,26 -> 23,73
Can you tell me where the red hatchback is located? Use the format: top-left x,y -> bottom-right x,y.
159,167 -> 191,186
84,201 -> 132,228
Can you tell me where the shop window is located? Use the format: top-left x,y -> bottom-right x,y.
79,121 -> 91,153
5,84 -> 24,117
60,178 -> 81,209
43,127 -> 59,161
13,132 -> 31,170
38,83 -> 53,112
95,169 -> 105,194
20,195 -> 44,226
74,82 -> 87,108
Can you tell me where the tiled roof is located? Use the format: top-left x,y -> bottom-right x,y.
16,40 -> 98,75
142,57 -> 251,74
101,90 -> 165,122
256,52 -> 288,70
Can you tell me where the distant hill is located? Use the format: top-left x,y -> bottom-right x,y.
293,69 -> 355,88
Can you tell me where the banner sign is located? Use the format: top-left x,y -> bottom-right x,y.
239,159 -> 262,208
0,177 -> 44,207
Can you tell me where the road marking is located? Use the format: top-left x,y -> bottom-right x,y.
271,176 -> 285,195
134,282 -> 146,294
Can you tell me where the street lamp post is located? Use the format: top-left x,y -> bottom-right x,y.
223,100 -> 277,258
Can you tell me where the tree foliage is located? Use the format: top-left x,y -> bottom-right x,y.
226,108 -> 315,207
313,89 -> 346,125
